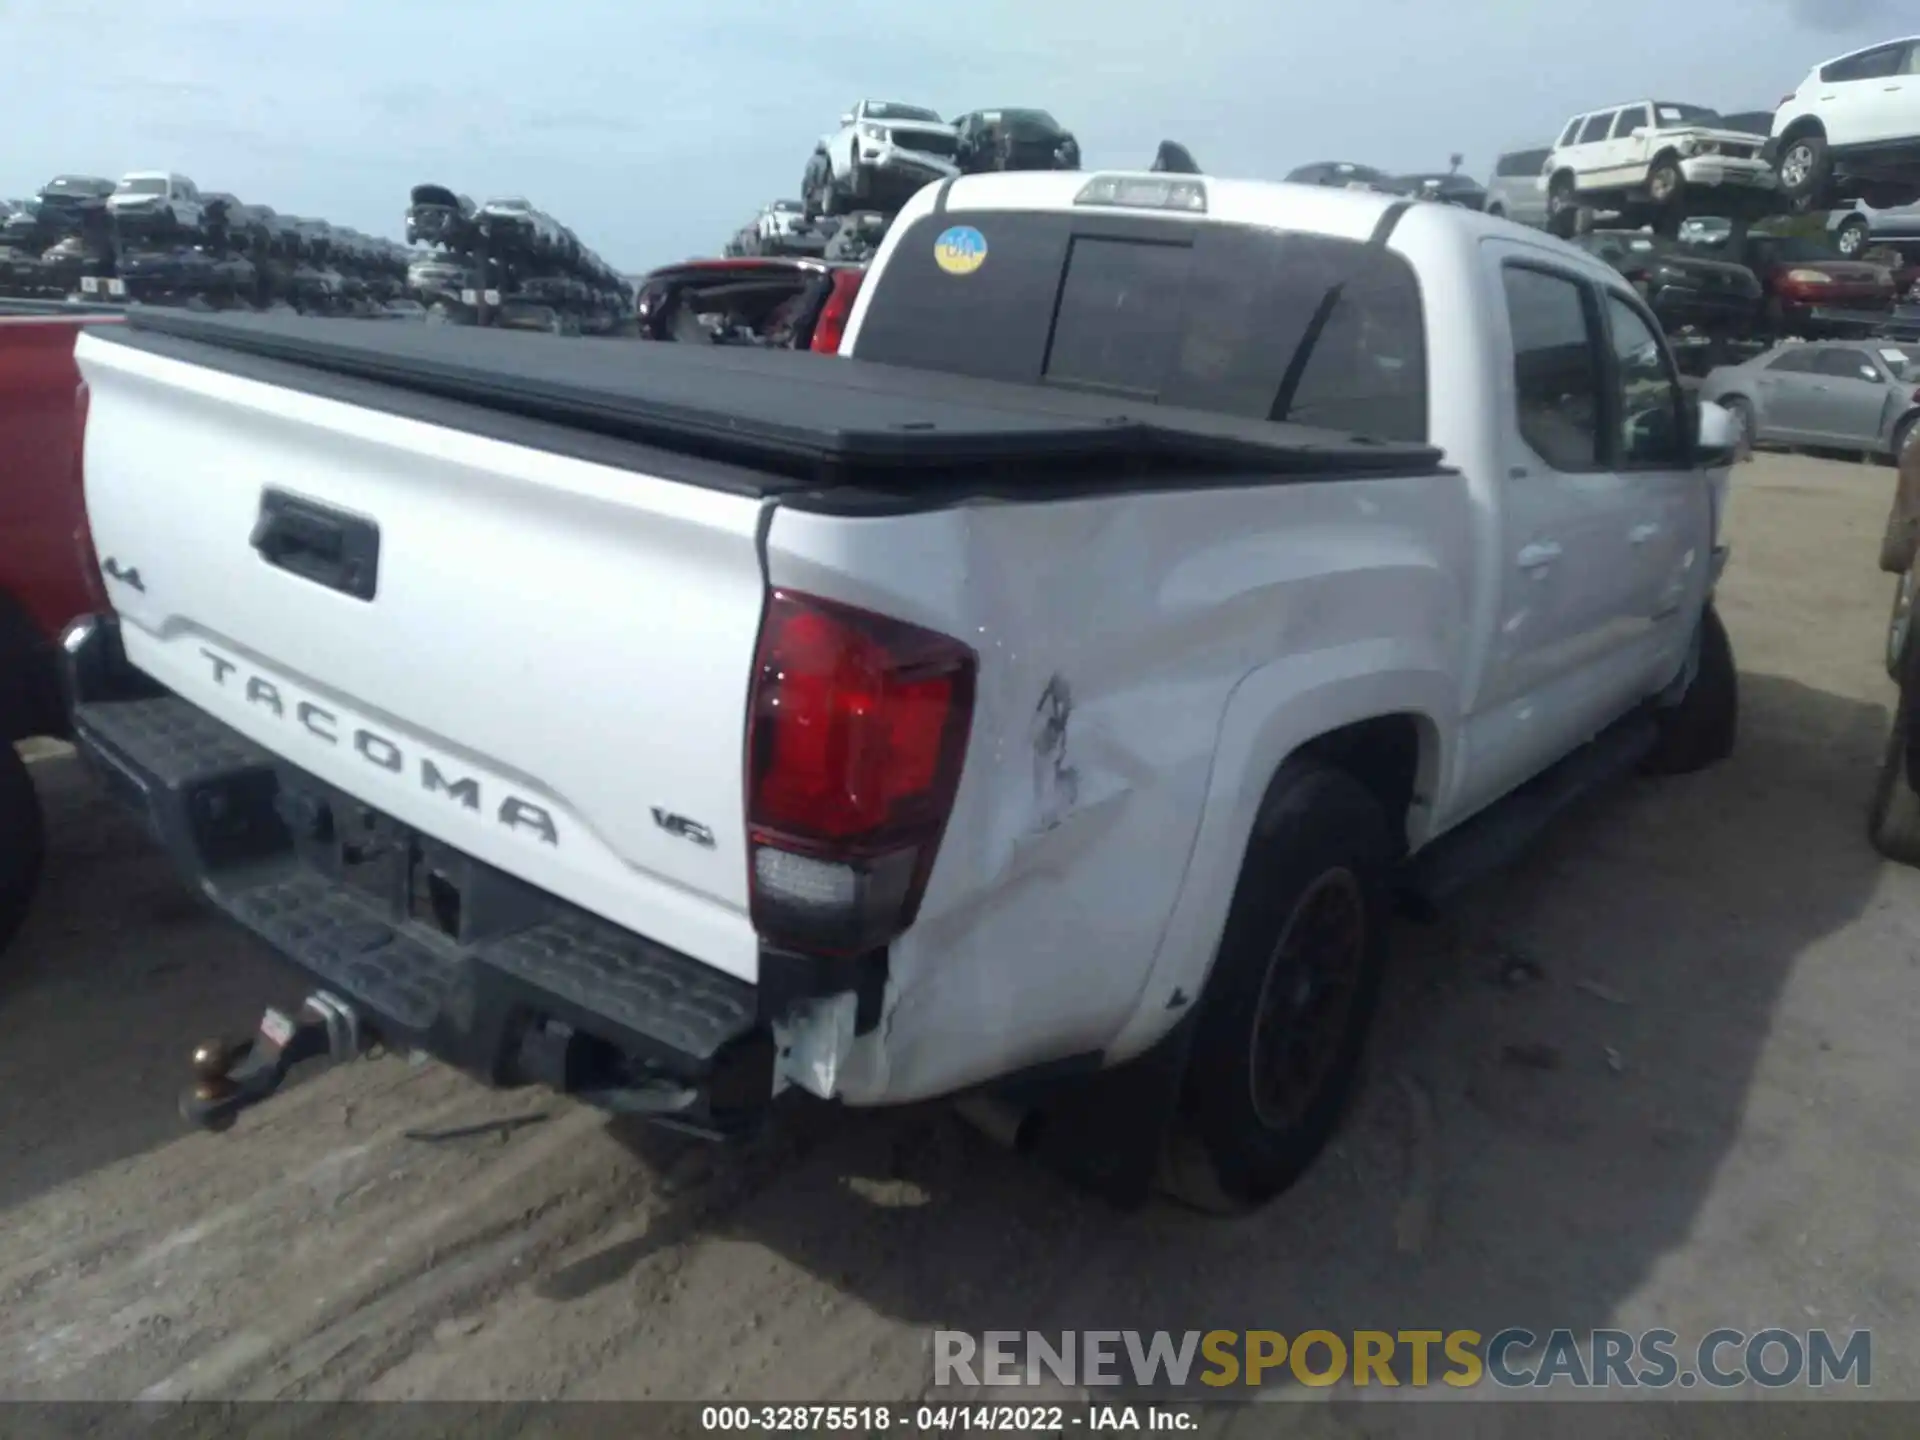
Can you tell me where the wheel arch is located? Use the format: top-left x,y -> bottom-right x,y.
1104,662 -> 1454,1066
1779,114 -> 1827,145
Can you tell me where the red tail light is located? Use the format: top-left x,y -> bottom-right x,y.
809,270 -> 865,355
72,377 -> 109,614
745,589 -> 975,955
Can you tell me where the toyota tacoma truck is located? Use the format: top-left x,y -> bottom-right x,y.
63,173 -> 1740,1211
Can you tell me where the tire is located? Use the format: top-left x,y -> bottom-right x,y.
850,159 -> 872,203
1644,603 -> 1738,776
1486,202 -> 1506,221
1834,216 -> 1870,259
1547,174 -> 1579,239
0,743 -> 46,959
1776,131 -> 1832,212
1723,395 -> 1756,463
1894,413 -> 1919,465
1887,571 -> 1915,681
1869,682 -> 1920,865
1647,156 -> 1684,209
1157,761 -> 1392,1214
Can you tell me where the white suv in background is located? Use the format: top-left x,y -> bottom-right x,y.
805,100 -> 961,217
105,171 -> 207,237
1543,102 -> 1776,236
1768,35 -> 1920,213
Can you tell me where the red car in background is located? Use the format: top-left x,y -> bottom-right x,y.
1744,234 -> 1898,337
634,257 -> 865,353
0,303 -> 120,955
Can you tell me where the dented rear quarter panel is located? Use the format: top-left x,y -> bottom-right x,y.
764,472 -> 1472,1104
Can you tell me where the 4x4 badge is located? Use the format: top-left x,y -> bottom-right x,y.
101,556 -> 145,592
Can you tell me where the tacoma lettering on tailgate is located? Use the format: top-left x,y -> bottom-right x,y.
198,646 -> 559,845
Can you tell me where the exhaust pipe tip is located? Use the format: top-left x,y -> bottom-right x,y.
955,1093 -> 1040,1154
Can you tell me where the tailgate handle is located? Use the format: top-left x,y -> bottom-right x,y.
250,489 -> 380,602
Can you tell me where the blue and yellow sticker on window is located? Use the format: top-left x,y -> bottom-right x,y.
933,225 -> 987,276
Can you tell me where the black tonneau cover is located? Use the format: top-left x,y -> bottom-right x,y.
96,309 -> 1447,485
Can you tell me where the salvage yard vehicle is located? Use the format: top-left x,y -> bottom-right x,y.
1699,340 -> 1920,462
1483,148 -> 1552,226
0,302 -> 120,957
633,256 -> 865,352
1767,35 -> 1920,214
64,172 -> 1738,1212
1392,170 -> 1488,210
951,109 -> 1081,173
106,172 -> 207,241
751,200 -> 828,257
1569,229 -> 1763,337
1545,102 -> 1777,237
805,100 -> 960,218
1743,233 -> 1897,337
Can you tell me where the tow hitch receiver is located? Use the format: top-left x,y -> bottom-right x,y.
183,991 -> 368,1132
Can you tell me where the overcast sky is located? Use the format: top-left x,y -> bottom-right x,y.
0,0 -> 1907,270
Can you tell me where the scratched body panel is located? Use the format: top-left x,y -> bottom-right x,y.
766,476 -> 1472,1104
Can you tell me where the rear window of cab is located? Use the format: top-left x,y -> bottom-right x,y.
849,209 -> 1429,444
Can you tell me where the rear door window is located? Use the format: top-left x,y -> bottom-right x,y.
1814,347 -> 1880,382
851,210 -> 1429,442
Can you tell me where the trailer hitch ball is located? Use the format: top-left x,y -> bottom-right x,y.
191,1037 -> 252,1103
179,991 -> 368,1132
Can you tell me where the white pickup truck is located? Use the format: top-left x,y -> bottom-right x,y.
64,172 -> 1739,1212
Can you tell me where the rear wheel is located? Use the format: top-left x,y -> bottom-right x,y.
1776,131 -> 1832,212
1158,762 -> 1391,1213
0,744 -> 45,959
1547,174 -> 1579,238
1834,215 -> 1870,258
1869,681 -> 1920,865
1894,413 -> 1919,465
1647,155 -> 1684,209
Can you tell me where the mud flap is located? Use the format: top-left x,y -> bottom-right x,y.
1001,1010 -> 1200,1210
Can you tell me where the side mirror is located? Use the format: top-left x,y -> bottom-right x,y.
1696,398 -> 1737,467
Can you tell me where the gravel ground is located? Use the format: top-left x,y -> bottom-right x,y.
3,452 -> 1917,1429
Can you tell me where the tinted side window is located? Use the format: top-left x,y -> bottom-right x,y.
1823,44 -> 1903,82
1604,295 -> 1684,466
1558,119 -> 1583,146
1502,265 -> 1602,470
1767,348 -> 1815,373
852,212 -> 1429,442
1577,112 -> 1615,144
1814,347 -> 1878,380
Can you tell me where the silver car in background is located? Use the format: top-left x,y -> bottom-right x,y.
1483,147 -> 1551,226
1699,340 -> 1920,459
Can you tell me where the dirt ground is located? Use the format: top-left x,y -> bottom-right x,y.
3,451 -> 1918,1427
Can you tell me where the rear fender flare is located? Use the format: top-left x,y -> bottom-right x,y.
1102,649 -> 1453,1064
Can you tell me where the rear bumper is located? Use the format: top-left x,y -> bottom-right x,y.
64,613 -> 776,1130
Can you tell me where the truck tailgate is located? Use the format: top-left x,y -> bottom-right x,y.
76,329 -> 769,983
